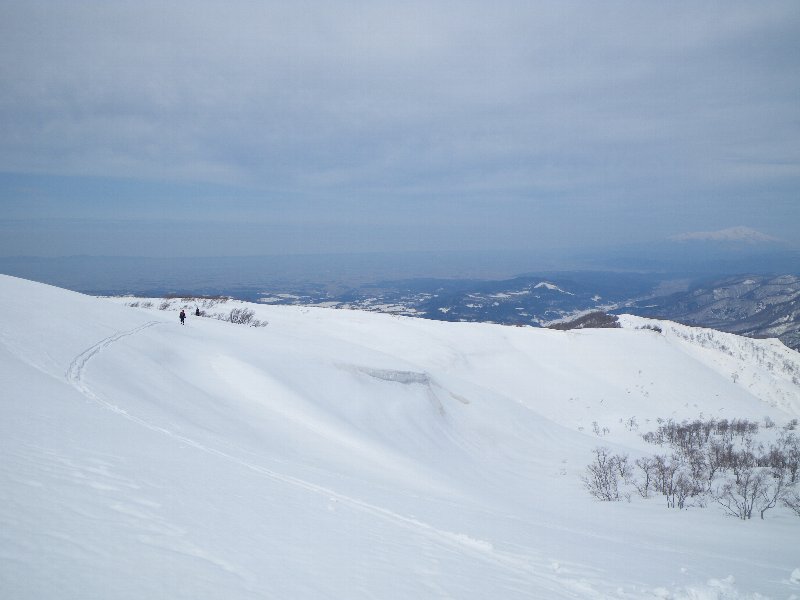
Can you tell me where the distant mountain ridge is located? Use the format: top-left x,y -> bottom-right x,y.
255,272 -> 662,326
249,272 -> 800,352
5,257 -> 796,351
98,271 -> 800,352
624,274 -> 800,351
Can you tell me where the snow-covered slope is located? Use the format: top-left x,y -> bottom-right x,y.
2,275 -> 799,599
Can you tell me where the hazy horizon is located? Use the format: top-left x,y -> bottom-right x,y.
2,240 -> 798,297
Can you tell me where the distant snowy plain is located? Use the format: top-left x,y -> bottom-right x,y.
1,275 -> 799,599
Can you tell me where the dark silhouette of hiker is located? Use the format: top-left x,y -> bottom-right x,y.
195,307 -> 200,317
179,309 -> 186,325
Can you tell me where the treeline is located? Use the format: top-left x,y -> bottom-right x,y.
584,417 -> 800,520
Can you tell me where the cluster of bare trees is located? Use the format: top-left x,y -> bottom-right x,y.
224,307 -> 267,327
127,300 -> 154,309
583,417 -> 800,520
197,306 -> 268,327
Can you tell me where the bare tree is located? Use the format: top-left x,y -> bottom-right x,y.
683,447 -> 708,491
780,432 -> 800,483
583,447 -> 620,501
713,469 -> 765,520
731,449 -> 757,484
706,439 -> 732,482
783,489 -> 800,517
652,454 -> 679,500
673,472 -> 697,509
758,471 -> 789,519
634,457 -> 656,498
611,453 -> 632,483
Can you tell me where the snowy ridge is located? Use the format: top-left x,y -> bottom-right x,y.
2,275 -> 799,599
619,314 -> 800,417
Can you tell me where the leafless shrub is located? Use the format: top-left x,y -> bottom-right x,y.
611,453 -> 632,483
661,460 -> 696,509
638,324 -> 662,334
779,432 -> 800,483
673,471 -> 699,509
758,471 -> 790,519
634,457 -> 656,498
706,439 -> 733,481
209,307 -> 269,327
583,447 -> 620,501
651,454 -> 679,499
683,447 -> 707,488
712,469 -> 764,519
641,431 -> 659,445
783,489 -> 800,517
158,300 -> 171,310
229,308 -> 255,325
713,468 -> 793,520
731,448 -> 758,484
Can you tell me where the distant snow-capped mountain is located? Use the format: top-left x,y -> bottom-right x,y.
669,226 -> 782,243
533,281 -> 573,294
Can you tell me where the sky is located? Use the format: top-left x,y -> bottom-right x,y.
1,1 -> 798,258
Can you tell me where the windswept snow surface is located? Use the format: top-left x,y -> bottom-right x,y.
2,276 -> 799,599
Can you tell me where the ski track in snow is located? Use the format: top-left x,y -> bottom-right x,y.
66,321 -> 163,390
63,321 -> 579,595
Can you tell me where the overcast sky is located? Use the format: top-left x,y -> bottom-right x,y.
1,1 -> 798,257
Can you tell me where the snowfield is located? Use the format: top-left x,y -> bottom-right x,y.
2,275 -> 799,599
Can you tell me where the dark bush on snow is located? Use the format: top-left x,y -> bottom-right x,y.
224,308 -> 268,327
229,308 -> 255,324
549,312 -> 620,330
638,324 -> 662,334
582,447 -> 622,501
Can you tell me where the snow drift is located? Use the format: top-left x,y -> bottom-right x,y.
1,275 -> 799,599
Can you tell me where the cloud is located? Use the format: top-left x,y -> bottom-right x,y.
2,2 -> 798,192
0,1 -> 798,256
669,226 -> 782,243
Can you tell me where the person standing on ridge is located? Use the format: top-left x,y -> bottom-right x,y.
195,307 -> 200,317
179,309 -> 186,325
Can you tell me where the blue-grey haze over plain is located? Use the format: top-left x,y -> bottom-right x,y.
1,1 -> 798,268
